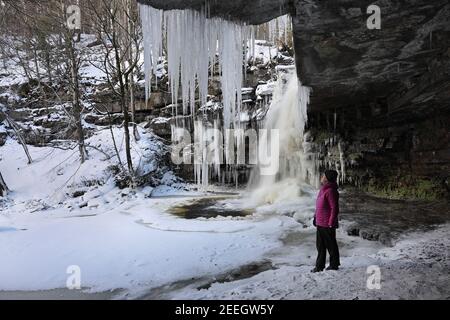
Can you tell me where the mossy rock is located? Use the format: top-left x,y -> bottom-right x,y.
365,175 -> 446,201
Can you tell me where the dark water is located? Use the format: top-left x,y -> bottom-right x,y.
140,260 -> 275,299
340,189 -> 450,245
168,196 -> 253,219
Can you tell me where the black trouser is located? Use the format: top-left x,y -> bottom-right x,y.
315,226 -> 340,270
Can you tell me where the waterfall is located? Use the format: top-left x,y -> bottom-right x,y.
246,67 -> 319,205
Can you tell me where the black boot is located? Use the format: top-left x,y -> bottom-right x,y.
311,267 -> 323,273
326,266 -> 339,271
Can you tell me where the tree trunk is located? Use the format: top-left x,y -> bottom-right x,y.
32,44 -> 44,96
0,171 -> 8,197
125,0 -> 140,141
113,32 -> 133,175
129,70 -> 140,141
43,40 -> 53,83
101,106 -> 123,169
67,35 -> 87,163
2,112 -> 32,164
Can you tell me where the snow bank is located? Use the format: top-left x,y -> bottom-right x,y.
0,126 -> 169,210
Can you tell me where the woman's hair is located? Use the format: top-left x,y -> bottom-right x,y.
324,169 -> 338,183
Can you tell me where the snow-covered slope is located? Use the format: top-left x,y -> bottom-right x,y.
0,126 -> 172,209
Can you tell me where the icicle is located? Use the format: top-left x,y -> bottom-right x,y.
139,4 -> 164,101
213,118 -> 222,182
338,141 -> 346,185
266,14 -> 292,45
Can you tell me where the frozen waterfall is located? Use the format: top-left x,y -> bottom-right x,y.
139,4 -> 317,191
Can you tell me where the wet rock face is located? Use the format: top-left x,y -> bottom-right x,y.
308,111 -> 450,200
0,131 -> 7,146
291,0 -> 450,114
297,0 -> 450,199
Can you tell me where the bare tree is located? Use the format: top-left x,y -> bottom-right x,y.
2,1 -> 88,163
123,0 -> 141,141
94,105 -> 124,169
60,2 -> 89,163
86,0 -> 143,177
0,0 -> 146,187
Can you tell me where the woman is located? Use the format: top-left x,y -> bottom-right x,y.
311,169 -> 340,272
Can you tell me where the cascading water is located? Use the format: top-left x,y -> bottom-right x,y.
246,67 -> 319,206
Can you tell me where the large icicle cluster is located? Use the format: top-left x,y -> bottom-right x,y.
139,4 -> 255,128
139,5 -> 292,128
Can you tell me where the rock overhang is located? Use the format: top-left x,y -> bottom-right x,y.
136,0 -> 290,25
137,0 -> 450,117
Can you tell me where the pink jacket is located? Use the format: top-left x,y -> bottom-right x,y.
314,182 -> 339,228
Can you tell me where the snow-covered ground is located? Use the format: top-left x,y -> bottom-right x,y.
0,190 -> 290,297
1,129 -> 449,299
